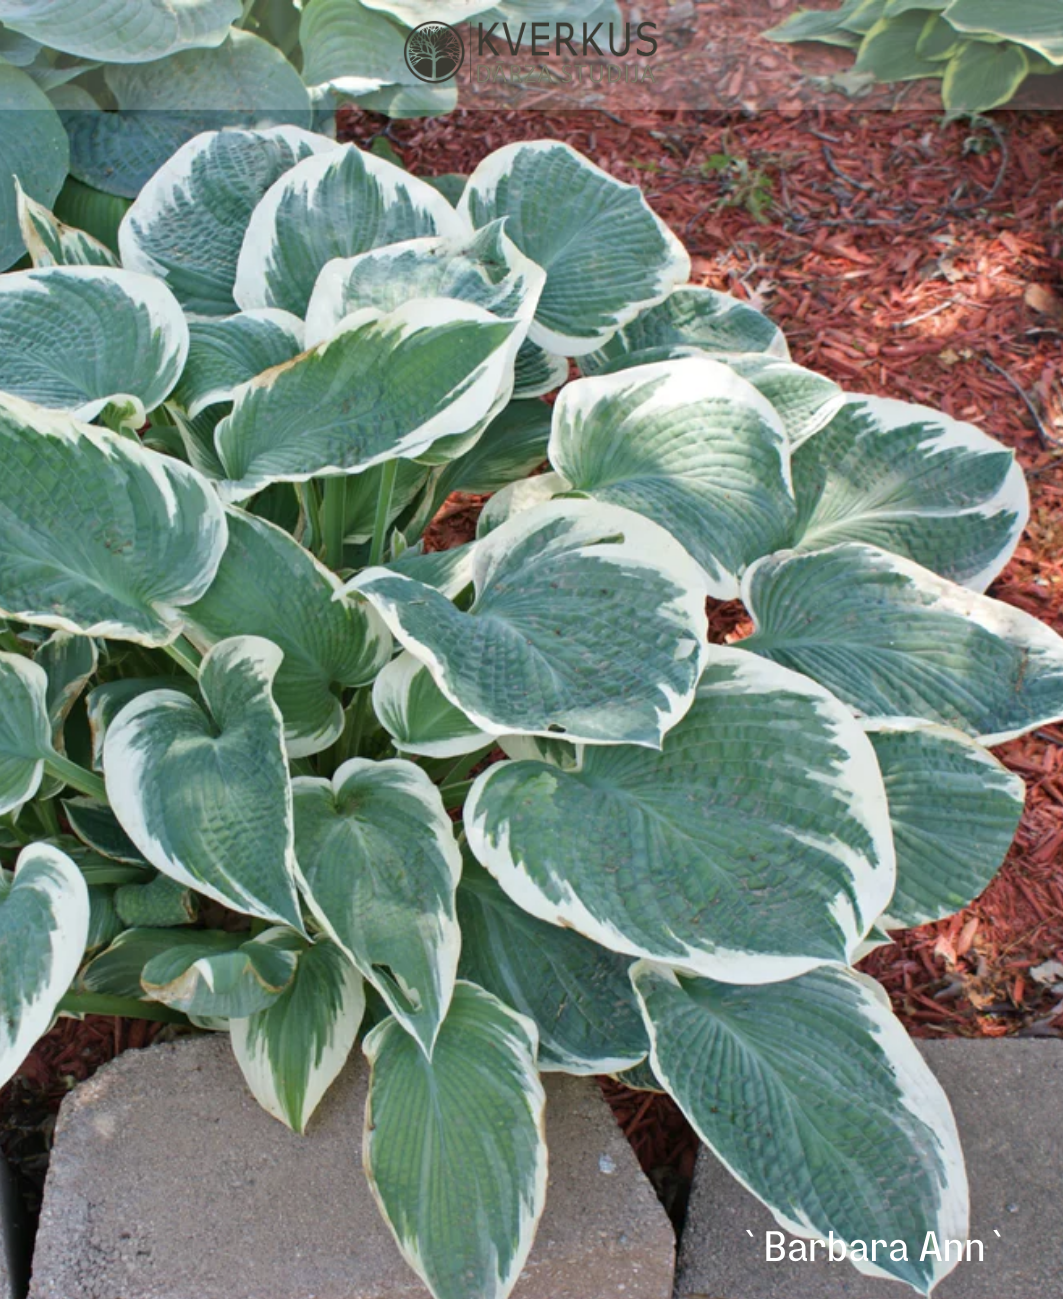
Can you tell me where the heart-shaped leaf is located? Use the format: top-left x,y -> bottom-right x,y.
742,543 -> 1063,745
214,300 -> 519,501
363,981 -> 547,1299
633,961 -> 968,1296
234,144 -> 470,316
352,499 -> 710,747
303,221 -> 544,347
549,356 -> 795,597
0,396 -> 228,646
866,718 -> 1025,928
1,843 -> 89,1088
182,509 -> 391,757
0,266 -> 188,425
231,935 -> 365,1133
459,140 -> 689,355
466,646 -> 895,981
791,396 -> 1028,590
119,126 -> 339,316
103,636 -> 304,930
294,757 -> 461,1054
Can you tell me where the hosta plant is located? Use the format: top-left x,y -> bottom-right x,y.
1,128 -> 1059,1299
0,0 -> 618,269
767,0 -> 1063,112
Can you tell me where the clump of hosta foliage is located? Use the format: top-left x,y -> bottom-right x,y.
767,0 -> 1063,112
1,127 -> 1060,1299
0,0 -> 615,271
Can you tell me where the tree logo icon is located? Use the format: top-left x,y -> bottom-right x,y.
404,21 -> 465,83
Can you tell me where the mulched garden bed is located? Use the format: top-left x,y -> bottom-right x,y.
4,37 -> 1062,1237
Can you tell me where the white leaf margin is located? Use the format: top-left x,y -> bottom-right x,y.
464,646 -> 897,982
632,959 -> 969,1294
361,979 -> 549,1299
350,498 -> 713,748
796,394 -> 1029,592
458,139 -> 691,356
1,843 -> 89,1089
296,755 -> 463,1052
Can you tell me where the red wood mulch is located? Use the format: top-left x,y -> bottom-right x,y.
5,37 -> 1062,1227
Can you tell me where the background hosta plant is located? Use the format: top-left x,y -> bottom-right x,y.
0,127 -> 1056,1299
767,0 -> 1063,112
0,0 -> 620,270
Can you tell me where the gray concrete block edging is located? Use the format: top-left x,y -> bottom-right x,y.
29,1034 -> 676,1299
676,1039 -> 1063,1299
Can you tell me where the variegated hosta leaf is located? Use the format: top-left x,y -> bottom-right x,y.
103,636 -> 304,931
458,857 -> 648,1074
0,652 -> 51,816
304,221 -> 544,348
37,631 -> 98,736
15,179 -> 118,268
791,395 -> 1029,590
1,843 -> 89,1088
352,500 -> 710,748
944,0 -> 1063,64
0,0 -> 240,62
0,60 -> 68,270
719,353 -> 844,447
579,284 -> 790,374
171,309 -> 305,418
294,758 -> 461,1054
466,647 -> 895,982
213,300 -> 518,501
80,925 -> 223,997
474,471 -> 569,537
182,509 -> 391,758
119,126 -> 339,317
633,961 -> 968,1295
113,872 -> 197,927
866,719 -> 1025,929
231,936 -> 365,1133
104,30 -> 310,116
234,144 -> 470,316
341,459 -> 432,545
436,398 -> 553,497
142,927 -> 300,1017
943,39 -> 1030,112
363,981 -> 547,1299
381,543 -> 476,598
373,651 -> 494,758
363,0 -> 494,26
86,678 -> 199,772
513,338 -> 568,398
459,140 -> 690,356
0,397 -> 227,645
299,0 -> 411,99
742,543 -> 1063,746
0,266 -> 188,425
64,797 -> 147,864
549,356 -> 795,598
33,631 -> 98,801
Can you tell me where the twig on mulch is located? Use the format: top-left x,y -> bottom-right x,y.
983,355 -> 1062,449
